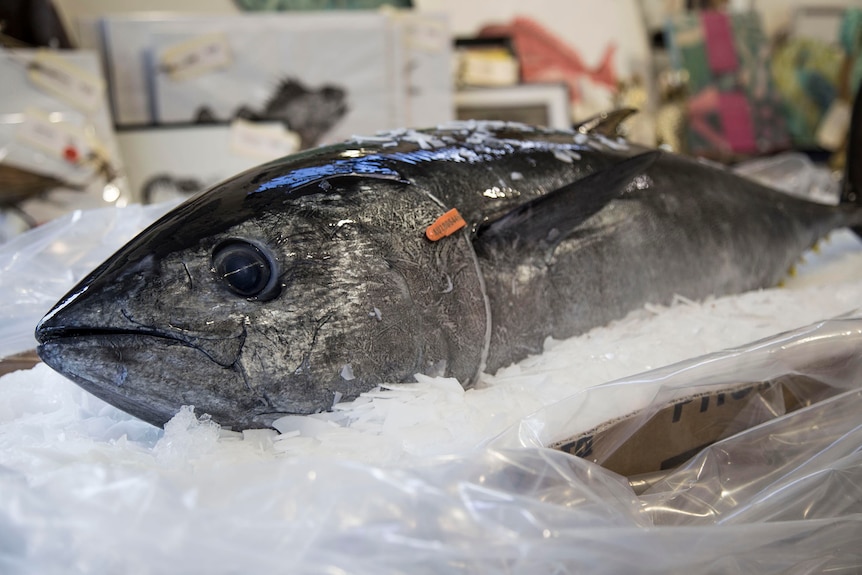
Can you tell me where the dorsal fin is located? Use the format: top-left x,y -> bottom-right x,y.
574,108 -> 638,137
474,151 -> 659,256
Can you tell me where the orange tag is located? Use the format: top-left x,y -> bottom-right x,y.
425,208 -> 467,241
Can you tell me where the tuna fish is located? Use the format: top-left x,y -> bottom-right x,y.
35,118 -> 862,430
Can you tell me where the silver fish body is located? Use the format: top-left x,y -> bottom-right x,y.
35,122 -> 862,429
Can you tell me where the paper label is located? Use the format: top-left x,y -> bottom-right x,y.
16,108 -> 91,164
403,17 -> 449,53
159,33 -> 233,81
459,51 -> 519,87
27,50 -> 104,112
229,119 -> 300,160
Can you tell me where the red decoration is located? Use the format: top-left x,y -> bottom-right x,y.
63,145 -> 79,163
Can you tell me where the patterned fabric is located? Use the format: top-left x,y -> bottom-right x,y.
770,39 -> 843,149
666,10 -> 791,157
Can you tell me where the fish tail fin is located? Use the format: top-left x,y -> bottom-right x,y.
842,83 -> 862,237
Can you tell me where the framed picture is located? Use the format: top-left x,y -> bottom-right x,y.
455,83 -> 571,129
100,12 -> 404,138
415,0 -> 653,121
116,124 -> 277,204
97,12 -> 453,138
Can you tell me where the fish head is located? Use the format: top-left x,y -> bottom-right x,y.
35,155 -> 488,429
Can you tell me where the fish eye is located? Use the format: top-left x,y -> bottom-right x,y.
212,239 -> 280,300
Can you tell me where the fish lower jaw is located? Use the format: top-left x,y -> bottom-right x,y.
35,332 -> 253,429
34,330 -> 197,394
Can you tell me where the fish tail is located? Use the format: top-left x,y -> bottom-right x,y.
842,82 -> 862,237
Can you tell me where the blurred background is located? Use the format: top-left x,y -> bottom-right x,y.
1,0 -> 861,240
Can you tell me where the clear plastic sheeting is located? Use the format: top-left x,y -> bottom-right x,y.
0,446 -> 645,574
494,317 -> 862,467
733,152 -> 842,205
0,326 -> 861,572
0,200 -> 178,357
641,389 -> 862,526
0,392 -> 862,574
491,317 -> 862,566
0,449 -> 859,575
2,205 -> 862,571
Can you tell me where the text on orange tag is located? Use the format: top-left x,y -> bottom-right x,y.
425,208 -> 467,241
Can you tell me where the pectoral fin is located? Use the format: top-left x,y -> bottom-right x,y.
474,151 -> 659,255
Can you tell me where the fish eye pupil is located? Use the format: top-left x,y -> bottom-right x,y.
212,240 -> 277,299
221,251 -> 265,294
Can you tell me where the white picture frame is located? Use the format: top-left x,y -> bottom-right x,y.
455,83 -> 571,130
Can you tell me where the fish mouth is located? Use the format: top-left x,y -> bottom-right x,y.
38,325 -> 185,344
36,323 -> 246,368
35,325 -> 251,428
